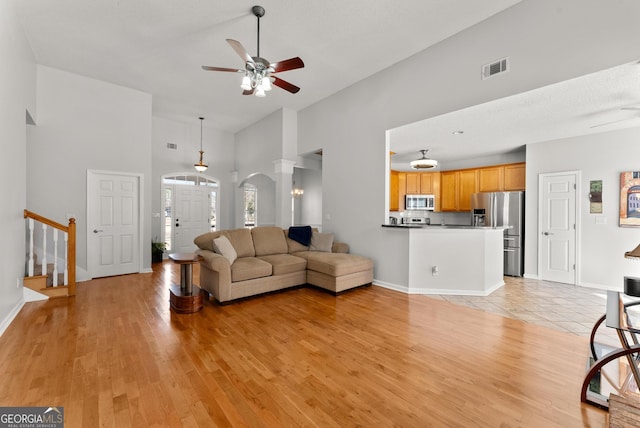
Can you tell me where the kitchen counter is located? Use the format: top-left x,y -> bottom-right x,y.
382,224 -> 509,230
379,225 -> 504,296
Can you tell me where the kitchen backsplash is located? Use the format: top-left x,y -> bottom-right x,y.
389,210 -> 472,226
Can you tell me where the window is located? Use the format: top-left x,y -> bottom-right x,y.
244,184 -> 256,228
163,187 -> 173,250
210,190 -> 217,231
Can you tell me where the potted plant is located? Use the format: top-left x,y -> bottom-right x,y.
151,240 -> 166,263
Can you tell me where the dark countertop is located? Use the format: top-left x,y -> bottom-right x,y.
382,224 -> 509,230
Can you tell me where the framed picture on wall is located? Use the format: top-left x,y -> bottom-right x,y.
619,171 -> 640,227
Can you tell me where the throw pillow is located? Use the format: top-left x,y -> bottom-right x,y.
310,231 -> 334,252
288,225 -> 312,246
213,235 -> 237,265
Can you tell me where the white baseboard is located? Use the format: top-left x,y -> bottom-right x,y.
373,280 -> 408,293
373,279 -> 504,297
0,298 -> 25,338
141,268 -> 153,274
24,287 -> 49,302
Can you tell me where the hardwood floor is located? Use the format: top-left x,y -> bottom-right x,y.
0,261 -> 607,427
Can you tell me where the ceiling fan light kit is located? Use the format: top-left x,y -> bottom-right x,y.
201,5 -> 304,97
410,149 -> 438,169
194,117 -> 208,172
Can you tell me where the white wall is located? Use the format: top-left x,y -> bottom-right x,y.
526,127 -> 640,289
27,66 -> 152,275
151,116 -> 236,237
293,0 -> 640,287
0,0 -> 37,333
299,168 -> 322,228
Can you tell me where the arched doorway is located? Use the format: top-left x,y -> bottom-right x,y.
162,173 -> 220,252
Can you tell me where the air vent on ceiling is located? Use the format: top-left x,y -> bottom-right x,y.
481,57 -> 509,80
167,143 -> 178,150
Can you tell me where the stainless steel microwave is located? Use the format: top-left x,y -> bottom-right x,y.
405,194 -> 435,211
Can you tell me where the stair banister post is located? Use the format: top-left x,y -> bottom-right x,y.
64,231 -> 69,285
68,218 -> 76,296
52,229 -> 58,287
28,218 -> 34,277
41,224 -> 47,276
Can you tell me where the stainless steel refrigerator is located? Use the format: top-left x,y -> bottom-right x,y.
470,191 -> 524,276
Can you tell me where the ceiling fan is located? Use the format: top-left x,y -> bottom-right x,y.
590,106 -> 640,128
201,5 -> 304,97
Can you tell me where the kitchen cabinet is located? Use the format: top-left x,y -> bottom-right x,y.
440,169 -> 478,212
440,172 -> 458,211
398,173 -> 407,210
389,164 -> 522,213
478,163 -> 525,192
504,163 -> 526,191
458,169 -> 478,211
390,170 -> 399,211
405,172 -> 439,195
478,166 -> 504,192
406,172 -> 421,194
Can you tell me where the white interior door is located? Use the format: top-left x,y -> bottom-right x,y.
173,184 -> 210,253
88,171 -> 140,278
539,172 -> 577,284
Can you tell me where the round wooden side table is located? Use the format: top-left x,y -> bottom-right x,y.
168,252 -> 203,314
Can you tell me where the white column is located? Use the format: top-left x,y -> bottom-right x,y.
273,159 -> 296,229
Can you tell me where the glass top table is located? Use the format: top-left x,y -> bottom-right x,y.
582,290 -> 640,409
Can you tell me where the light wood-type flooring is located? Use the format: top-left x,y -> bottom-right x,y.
0,261 -> 608,427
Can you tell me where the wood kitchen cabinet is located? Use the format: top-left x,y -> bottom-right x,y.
477,163 -> 526,192
440,171 -> 458,211
478,166 -> 504,192
390,170 -> 399,211
406,172 -> 421,194
405,171 -> 439,194
458,169 -> 478,211
440,169 -> 478,212
504,163 -> 526,190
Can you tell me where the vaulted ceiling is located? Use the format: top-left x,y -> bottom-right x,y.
13,0 -> 521,132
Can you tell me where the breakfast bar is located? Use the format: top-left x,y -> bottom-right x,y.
381,224 -> 505,296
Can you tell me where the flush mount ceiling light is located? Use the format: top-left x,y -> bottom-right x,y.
194,117 -> 208,172
410,149 -> 438,169
201,5 -> 304,97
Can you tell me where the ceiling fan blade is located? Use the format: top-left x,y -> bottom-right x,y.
201,66 -> 244,73
270,57 -> 305,73
242,88 -> 255,96
227,39 -> 253,64
272,76 -> 300,94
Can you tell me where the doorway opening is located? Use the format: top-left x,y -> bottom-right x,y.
162,174 -> 219,253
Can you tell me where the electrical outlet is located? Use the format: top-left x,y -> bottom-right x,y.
432,266 -> 439,276
16,277 -> 21,288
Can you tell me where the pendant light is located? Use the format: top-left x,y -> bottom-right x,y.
194,117 -> 208,172
410,149 -> 438,169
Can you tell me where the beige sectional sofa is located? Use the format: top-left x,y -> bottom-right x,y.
193,226 -> 374,303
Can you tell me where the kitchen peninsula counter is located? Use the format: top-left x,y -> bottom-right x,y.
380,224 -> 505,296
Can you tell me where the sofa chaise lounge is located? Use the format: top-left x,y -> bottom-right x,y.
194,226 -> 374,303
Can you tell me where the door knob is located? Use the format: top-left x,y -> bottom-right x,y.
542,231 -> 554,236
93,229 -> 103,233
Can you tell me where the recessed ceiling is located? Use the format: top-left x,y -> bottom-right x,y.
13,0 -> 522,132
390,60 -> 640,171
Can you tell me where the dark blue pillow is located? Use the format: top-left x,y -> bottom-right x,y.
288,226 -> 312,246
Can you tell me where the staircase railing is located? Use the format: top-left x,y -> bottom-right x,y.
24,209 -> 76,296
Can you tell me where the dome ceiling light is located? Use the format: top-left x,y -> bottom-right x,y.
410,149 -> 438,169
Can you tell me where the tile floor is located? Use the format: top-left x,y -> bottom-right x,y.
426,276 -> 621,344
